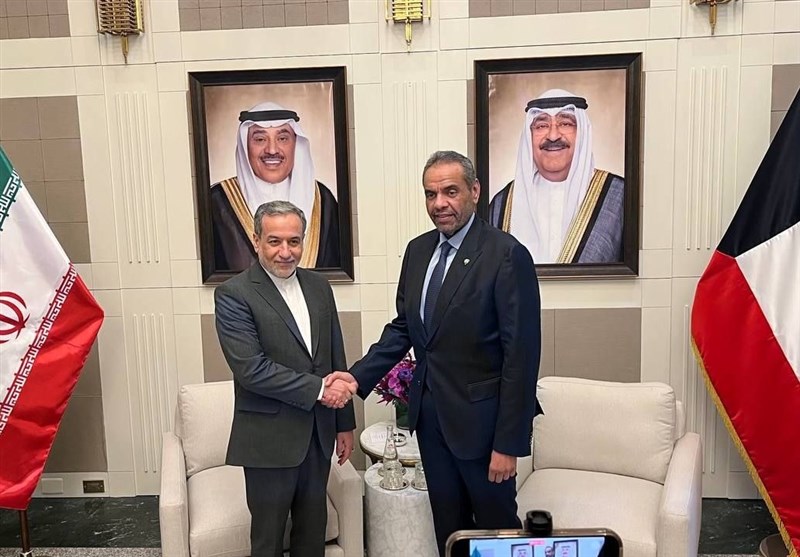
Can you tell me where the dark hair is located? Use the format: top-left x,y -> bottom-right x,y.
422,150 -> 477,187
253,200 -> 307,237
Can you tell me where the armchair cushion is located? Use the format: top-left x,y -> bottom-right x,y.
187,465 -> 339,557
177,381 -> 235,477
533,377 -> 676,484
517,468 -> 661,557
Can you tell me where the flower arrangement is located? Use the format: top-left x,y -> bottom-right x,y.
373,353 -> 415,407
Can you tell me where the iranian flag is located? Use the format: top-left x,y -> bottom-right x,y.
0,147 -> 104,510
692,90 -> 800,555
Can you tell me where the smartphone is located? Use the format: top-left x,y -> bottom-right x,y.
446,528 -> 623,557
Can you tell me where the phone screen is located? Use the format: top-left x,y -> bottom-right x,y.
471,536 -> 604,557
449,533 -> 621,557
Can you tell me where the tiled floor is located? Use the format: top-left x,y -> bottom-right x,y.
0,497 -> 780,555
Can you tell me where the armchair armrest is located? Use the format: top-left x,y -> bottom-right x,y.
657,432 -> 702,557
159,431 -> 190,557
327,460 -> 364,557
515,455 -> 533,492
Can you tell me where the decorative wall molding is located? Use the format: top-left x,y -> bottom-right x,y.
131,312 -> 172,476
392,80 -> 432,253
684,66 -> 727,253
114,92 -> 161,265
673,38 -> 741,278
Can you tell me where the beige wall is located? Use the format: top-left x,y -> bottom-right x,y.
771,63 -> 800,138
0,95 -> 108,475
0,0 -> 797,498
468,0 -> 651,16
177,0 -> 350,31
0,0 -> 70,39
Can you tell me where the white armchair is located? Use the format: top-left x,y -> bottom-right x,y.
515,377 -> 702,557
159,380 -> 364,557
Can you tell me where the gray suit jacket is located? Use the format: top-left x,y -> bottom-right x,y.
214,263 -> 356,468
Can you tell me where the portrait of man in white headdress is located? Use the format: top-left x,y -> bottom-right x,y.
209,101 -> 340,271
489,88 -> 625,265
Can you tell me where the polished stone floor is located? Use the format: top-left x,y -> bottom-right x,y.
700,499 -> 780,555
0,498 -> 160,549
0,496 -> 780,555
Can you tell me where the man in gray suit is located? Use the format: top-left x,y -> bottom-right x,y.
214,200 -> 356,557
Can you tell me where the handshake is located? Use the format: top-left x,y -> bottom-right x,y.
320,371 -> 360,409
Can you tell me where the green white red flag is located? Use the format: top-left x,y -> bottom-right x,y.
0,146 -> 104,510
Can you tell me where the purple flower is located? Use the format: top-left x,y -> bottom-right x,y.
373,353 -> 415,406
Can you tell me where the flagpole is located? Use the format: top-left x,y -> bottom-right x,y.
760,534 -> 790,557
17,510 -> 50,557
19,510 -> 32,557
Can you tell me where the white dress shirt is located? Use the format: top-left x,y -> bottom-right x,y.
263,265 -> 325,399
419,213 -> 476,321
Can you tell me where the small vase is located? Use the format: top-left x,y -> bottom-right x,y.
395,402 -> 410,430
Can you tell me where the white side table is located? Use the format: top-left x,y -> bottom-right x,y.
359,421 -> 421,466
364,463 -> 437,557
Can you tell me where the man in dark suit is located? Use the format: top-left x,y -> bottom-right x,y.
328,151 -> 542,554
214,200 -> 356,557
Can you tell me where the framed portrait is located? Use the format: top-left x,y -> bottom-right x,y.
553,539 -> 579,557
511,543 -> 534,557
189,66 -> 354,284
475,53 -> 642,278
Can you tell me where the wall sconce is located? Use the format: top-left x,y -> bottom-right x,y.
95,0 -> 144,63
385,0 -> 431,51
689,0 -> 736,35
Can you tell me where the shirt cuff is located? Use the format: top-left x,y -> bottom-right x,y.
317,378 -> 325,401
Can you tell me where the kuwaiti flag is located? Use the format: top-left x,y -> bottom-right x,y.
0,147 -> 104,510
692,89 -> 800,556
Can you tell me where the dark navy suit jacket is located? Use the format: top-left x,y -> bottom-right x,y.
351,217 -> 542,460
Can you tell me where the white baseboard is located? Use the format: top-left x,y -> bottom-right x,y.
32,472 -> 110,498
106,471 -> 137,496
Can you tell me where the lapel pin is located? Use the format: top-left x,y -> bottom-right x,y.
463,258 -> 470,265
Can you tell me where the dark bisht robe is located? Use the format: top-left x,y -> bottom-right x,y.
489,169 -> 625,264
210,177 -> 340,272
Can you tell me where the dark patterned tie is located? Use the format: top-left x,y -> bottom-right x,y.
423,241 -> 453,329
